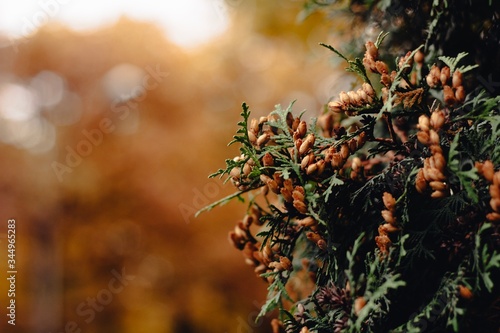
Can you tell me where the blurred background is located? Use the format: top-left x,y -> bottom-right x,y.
0,1 -> 356,332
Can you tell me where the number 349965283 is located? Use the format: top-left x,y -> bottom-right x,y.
7,219 -> 15,266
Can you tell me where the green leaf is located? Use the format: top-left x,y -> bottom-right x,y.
438,52 -> 478,74
320,42 -> 372,84
322,173 -> 344,202
319,42 -> 348,61
374,31 -> 390,48
195,190 -> 247,217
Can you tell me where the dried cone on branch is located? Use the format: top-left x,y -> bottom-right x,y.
477,161 -> 500,222
328,82 -> 376,116
415,108 -> 449,198
209,22 -> 500,331
425,65 -> 466,106
376,192 -> 400,256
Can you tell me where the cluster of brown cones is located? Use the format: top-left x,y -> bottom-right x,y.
476,160 -> 500,222
375,192 -> 400,256
426,65 -> 466,106
415,109 -> 449,198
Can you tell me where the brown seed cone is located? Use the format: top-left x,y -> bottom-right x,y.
426,65 -> 440,87
455,86 -> 466,103
430,110 -> 445,130
348,90 -> 362,106
230,167 -> 241,179
292,186 -> 305,201
410,71 -> 418,86
398,51 -> 414,72
381,223 -> 400,234
375,61 -> 389,74
440,66 -> 451,86
363,57 -> 377,73
429,181 -> 447,191
317,239 -> 327,250
365,41 -> 378,59
243,214 -> 254,228
493,171 -> 500,186
299,134 -> 315,156
339,91 -> 350,105
490,184 -> 500,199
443,85 -> 456,106
458,285 -> 473,300
352,157 -> 362,172
383,192 -> 396,211
297,216 -> 317,228
481,160 -> 495,182
490,198 -> 500,212
381,210 -> 395,225
430,144 -> 443,155
279,256 -> 293,271
431,190 -> 447,198
306,163 -> 318,175
254,263 -> 267,276
429,129 -> 440,146
297,120 -> 307,138
357,88 -> 368,102
316,160 -> 326,176
349,138 -> 358,153
362,82 -> 375,97
267,180 -> 280,194
376,234 -> 392,255
354,296 -> 367,316
418,115 -> 430,132
250,118 -> 259,133
452,71 -> 463,89
357,131 -> 367,148
414,50 -> 425,65
381,73 -> 392,87
433,153 -> 446,171
262,152 -> 274,167
262,244 -> 273,266
293,200 -> 308,214
486,212 -> 500,222
426,167 -> 447,182
301,154 -> 313,170
340,144 -> 350,160
257,133 -> 270,146
331,153 -> 345,170
417,131 -> 431,146
248,130 -> 257,144
280,187 -> 293,203
328,100 -> 343,113
416,169 -> 427,193
294,138 -> 303,152
306,231 -> 322,243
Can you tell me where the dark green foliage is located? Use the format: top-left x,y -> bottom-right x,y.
202,1 -> 500,332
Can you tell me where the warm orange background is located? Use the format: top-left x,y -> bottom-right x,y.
0,1 -> 353,332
